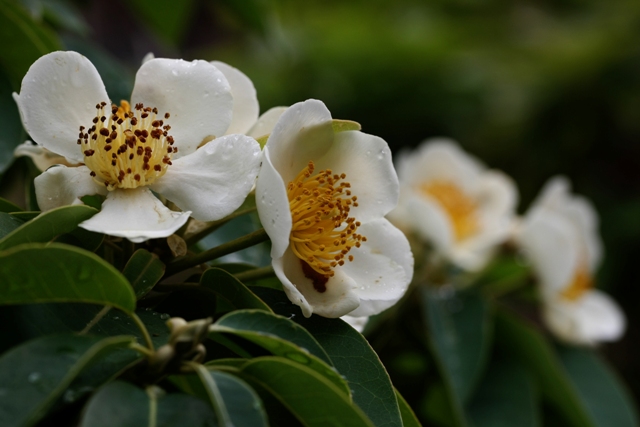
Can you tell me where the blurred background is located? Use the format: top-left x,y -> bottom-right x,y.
1,0 -> 639,417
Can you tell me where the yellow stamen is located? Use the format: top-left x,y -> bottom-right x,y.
421,181 -> 478,241
78,100 -> 174,190
561,266 -> 592,300
287,161 -> 365,292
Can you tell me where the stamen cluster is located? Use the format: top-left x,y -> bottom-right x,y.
78,101 -> 175,190
561,266 -> 592,300
287,161 -> 366,289
421,181 -> 478,241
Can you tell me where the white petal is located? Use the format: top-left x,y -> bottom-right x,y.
543,290 -> 626,345
211,61 -> 259,135
256,147 -> 292,259
141,52 -> 155,64
266,99 -> 334,183
247,107 -> 287,139
151,134 -> 261,221
476,171 -> 518,221
314,130 -> 399,222
14,141 -> 79,171
342,315 -> 369,333
345,219 -> 413,317
14,51 -> 110,163
274,248 -> 361,318
34,165 -> 107,211
79,187 -> 190,243
131,58 -> 233,158
517,208 -> 580,296
404,191 -> 455,255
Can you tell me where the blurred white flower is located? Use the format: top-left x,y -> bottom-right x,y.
388,139 -> 518,271
256,99 -> 414,318
517,177 -> 625,345
14,51 -> 261,242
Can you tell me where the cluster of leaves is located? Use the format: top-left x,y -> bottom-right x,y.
0,200 -> 420,426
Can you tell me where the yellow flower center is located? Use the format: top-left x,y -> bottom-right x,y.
287,161 -> 366,293
421,181 -> 478,241
561,265 -> 592,301
78,100 -> 175,190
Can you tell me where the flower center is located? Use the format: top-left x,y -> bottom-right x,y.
287,161 -> 366,293
421,181 -> 478,241
78,101 -> 175,190
561,265 -> 592,301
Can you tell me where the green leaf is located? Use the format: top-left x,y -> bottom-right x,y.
0,70 -> 23,174
53,226 -> 104,252
252,287 -> 403,427
467,360 -> 539,427
200,267 -> 272,312
0,334 -> 134,427
0,197 -> 22,213
79,381 -> 216,427
494,309 -> 595,427
238,356 -> 374,427
421,288 -> 492,426
210,310 -> 350,396
123,249 -> 165,298
557,346 -> 639,427
125,0 -> 196,44
395,388 -> 422,427
332,119 -> 362,133
0,205 -> 98,250
0,0 -> 61,89
8,211 -> 39,221
0,212 -> 24,239
192,366 -> 268,427
0,243 -> 136,313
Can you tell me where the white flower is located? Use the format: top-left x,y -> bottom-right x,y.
14,51 -> 261,242
517,177 -> 625,345
256,99 -> 414,318
341,315 -> 369,333
388,139 -> 517,271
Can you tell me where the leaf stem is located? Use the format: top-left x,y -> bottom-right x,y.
165,228 -> 269,277
79,306 -> 111,335
130,312 -> 155,351
184,207 -> 257,246
233,265 -> 275,283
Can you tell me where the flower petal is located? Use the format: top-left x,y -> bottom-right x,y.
151,134 -> 261,221
266,99 -> 334,183
543,290 -> 626,345
14,141 -> 79,172
314,130 -> 399,222
343,219 -> 413,317
34,165 -> 107,211
211,61 -> 259,135
79,187 -> 190,243
273,248 -> 361,318
131,58 -> 233,157
247,107 -> 287,139
404,192 -> 455,254
256,148 -> 292,259
14,51 -> 110,163
342,315 -> 369,333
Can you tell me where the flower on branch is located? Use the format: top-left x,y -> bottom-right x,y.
388,139 -> 518,271
256,99 -> 414,318
14,51 -> 262,242
517,177 -> 625,345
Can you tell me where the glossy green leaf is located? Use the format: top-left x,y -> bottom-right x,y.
0,0 -> 61,88
0,197 -> 22,213
557,346 -> 639,427
0,334 -> 134,427
239,356 -> 374,427
192,366 -> 268,427
0,70 -> 23,173
79,381 -> 216,427
251,287 -> 403,427
123,249 -> 165,298
200,267 -> 272,312
0,212 -> 24,239
210,310 -> 349,395
0,243 -> 136,313
53,226 -> 104,252
421,288 -> 492,426
395,388 -> 422,427
467,360 -> 539,427
495,309 -> 594,427
0,205 -> 98,250
8,211 -> 39,221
